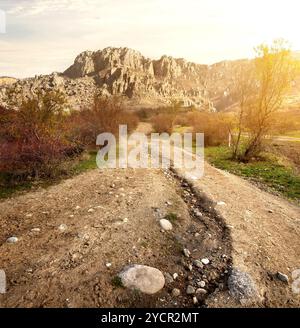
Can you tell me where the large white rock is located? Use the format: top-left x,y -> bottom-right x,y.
118,265 -> 165,295
0,270 -> 6,294
159,219 -> 173,231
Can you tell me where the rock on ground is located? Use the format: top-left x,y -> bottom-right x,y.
6,237 -> 18,244
0,270 -> 6,294
159,219 -> 173,231
228,269 -> 260,304
118,265 -> 165,295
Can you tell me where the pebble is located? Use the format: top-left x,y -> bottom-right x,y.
187,264 -> 193,271
172,288 -> 181,297
276,272 -> 289,283
193,209 -> 203,217
194,260 -> 204,269
173,273 -> 179,280
186,285 -> 195,295
193,296 -> 198,304
106,263 -> 112,268
31,228 -> 41,233
196,288 -> 207,295
164,273 -> 174,284
58,224 -> 68,232
6,237 -> 18,243
159,219 -> 173,231
201,258 -> 210,265
183,248 -> 191,258
217,201 -> 226,206
198,281 -> 206,288
88,208 -> 95,213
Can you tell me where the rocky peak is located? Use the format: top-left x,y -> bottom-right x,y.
0,47 -> 245,111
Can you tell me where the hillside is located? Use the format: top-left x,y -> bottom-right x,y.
0,48 -> 299,112
0,77 -> 18,87
0,47 -> 247,111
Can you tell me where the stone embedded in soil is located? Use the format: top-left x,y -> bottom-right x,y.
201,258 -> 210,265
58,224 -> 68,232
276,272 -> 289,283
194,260 -> 204,269
31,228 -> 41,233
164,273 -> 174,284
118,265 -> 165,295
186,285 -> 196,295
0,269 -> 6,294
228,268 -> 260,304
193,209 -> 203,217
173,273 -> 179,280
172,288 -> 181,297
196,288 -> 207,295
6,237 -> 18,244
159,219 -> 173,231
197,281 -> 206,288
185,264 -> 193,272
183,248 -> 191,258
193,296 -> 198,304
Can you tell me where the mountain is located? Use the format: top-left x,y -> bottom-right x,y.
0,47 -> 298,112
0,77 -> 18,86
0,47 -> 246,111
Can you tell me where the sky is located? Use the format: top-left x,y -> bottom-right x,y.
0,0 -> 299,78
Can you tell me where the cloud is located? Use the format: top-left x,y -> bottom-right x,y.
5,0 -> 103,16
1,0 -> 300,78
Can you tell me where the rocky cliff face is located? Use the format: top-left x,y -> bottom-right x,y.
0,47 -> 245,111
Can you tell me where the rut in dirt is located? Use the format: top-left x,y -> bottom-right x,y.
164,167 -> 233,307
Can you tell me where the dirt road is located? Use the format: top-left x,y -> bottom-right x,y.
0,148 -> 299,307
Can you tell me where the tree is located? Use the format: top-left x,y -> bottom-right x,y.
232,39 -> 296,161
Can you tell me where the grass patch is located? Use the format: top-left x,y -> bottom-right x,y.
111,276 -> 124,288
281,130 -> 300,138
164,212 -> 178,223
71,151 -> 98,174
0,178 -> 32,199
204,146 -> 300,201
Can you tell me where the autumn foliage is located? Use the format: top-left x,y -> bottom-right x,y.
0,92 -> 138,183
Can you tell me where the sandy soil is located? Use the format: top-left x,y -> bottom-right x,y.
0,167 -> 231,308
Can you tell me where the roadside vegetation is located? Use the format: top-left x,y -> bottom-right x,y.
204,146 -> 300,201
0,93 -> 138,199
162,40 -> 300,201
